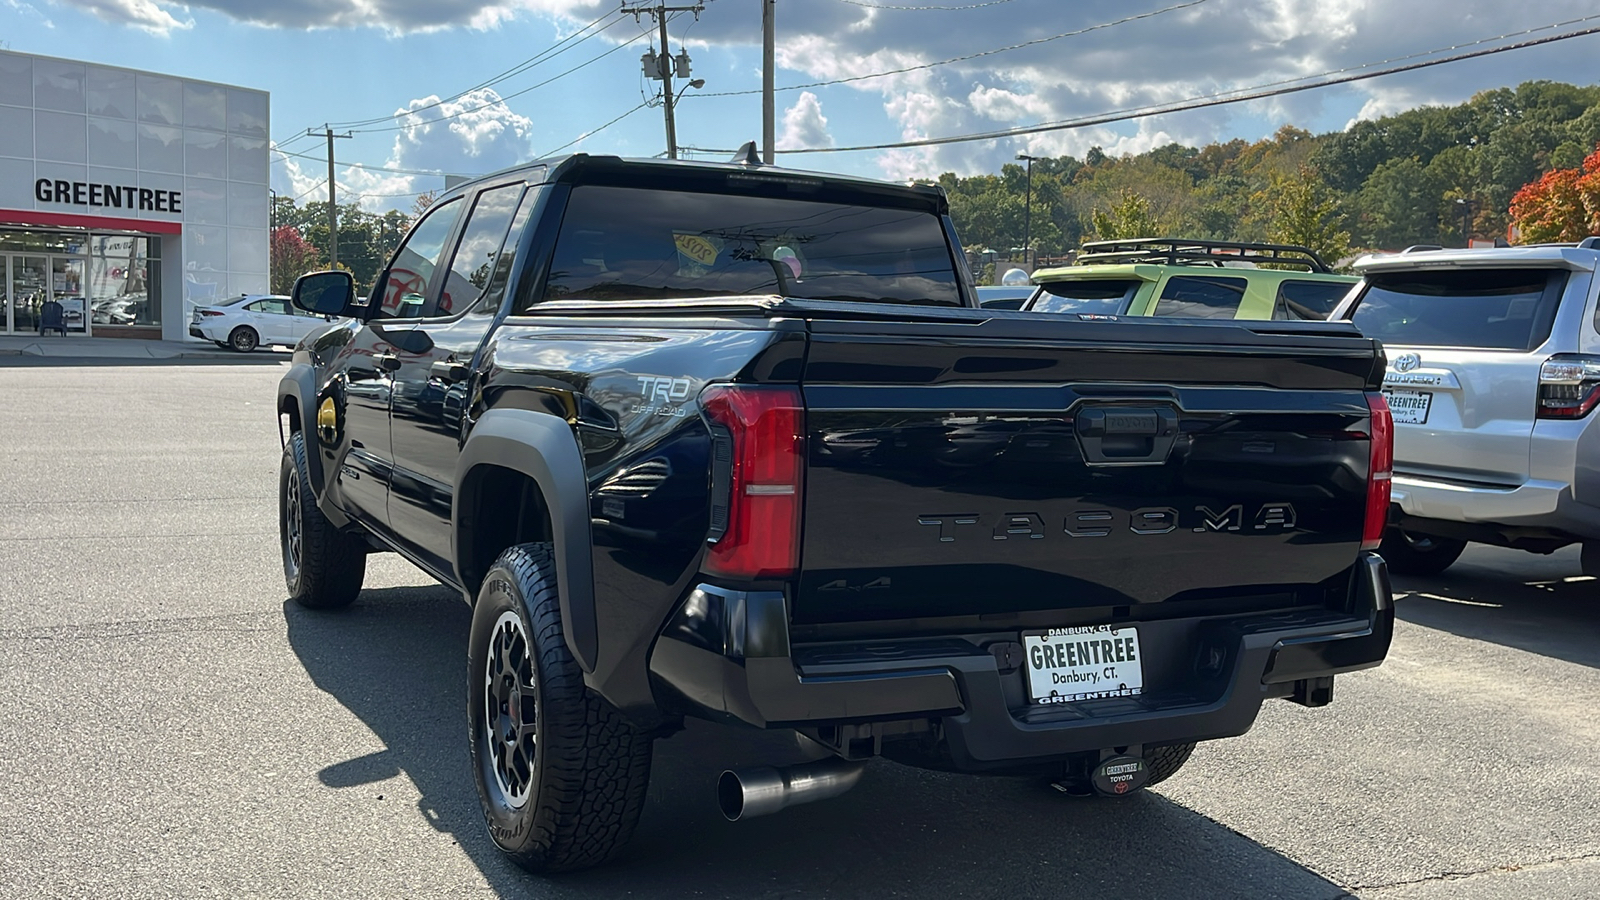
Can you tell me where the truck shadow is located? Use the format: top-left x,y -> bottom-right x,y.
285,586 -> 1346,900
1392,544 -> 1600,670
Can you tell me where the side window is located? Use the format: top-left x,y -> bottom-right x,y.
247,298 -> 288,315
1152,276 -> 1249,319
377,198 -> 461,320
484,186 -> 541,315
436,184 -> 524,318
1274,280 -> 1354,321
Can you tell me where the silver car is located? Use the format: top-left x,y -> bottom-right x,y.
1336,239 -> 1600,575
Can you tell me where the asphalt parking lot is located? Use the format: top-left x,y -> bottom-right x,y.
3,361 -> 1598,900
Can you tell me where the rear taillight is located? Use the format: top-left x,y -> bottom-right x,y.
701,385 -> 804,580
1538,354 -> 1600,419
200,309 -> 224,317
1362,392 -> 1393,552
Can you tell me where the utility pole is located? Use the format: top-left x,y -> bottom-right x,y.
629,2 -> 705,160
763,0 -> 775,164
1017,153 -> 1038,268
310,126 -> 352,268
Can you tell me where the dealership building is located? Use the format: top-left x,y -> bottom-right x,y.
0,49 -> 269,342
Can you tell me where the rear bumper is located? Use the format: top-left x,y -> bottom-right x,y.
648,554 -> 1393,769
1392,473 -> 1600,541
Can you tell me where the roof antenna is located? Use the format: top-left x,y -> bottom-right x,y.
730,141 -> 764,166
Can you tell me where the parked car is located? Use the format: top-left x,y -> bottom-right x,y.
976,285 -> 1035,309
277,153 -> 1393,872
190,293 -> 329,351
1334,238 -> 1600,575
1024,239 -> 1358,320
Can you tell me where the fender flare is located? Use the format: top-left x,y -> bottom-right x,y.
277,364 -> 323,492
454,408 -> 597,672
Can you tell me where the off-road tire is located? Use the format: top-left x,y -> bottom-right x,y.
1144,741 -> 1195,787
1379,528 -> 1467,576
229,326 -> 259,352
280,431 -> 366,609
468,543 -> 653,873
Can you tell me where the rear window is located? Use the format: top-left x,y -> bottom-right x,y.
1350,269 -> 1566,350
541,186 -> 961,306
1274,280 -> 1353,320
1029,279 -> 1138,315
1152,275 -> 1248,319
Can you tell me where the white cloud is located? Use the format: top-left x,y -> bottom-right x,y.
778,91 -> 832,150
67,0 -> 190,34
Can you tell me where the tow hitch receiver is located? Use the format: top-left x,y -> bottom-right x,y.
1091,755 -> 1150,796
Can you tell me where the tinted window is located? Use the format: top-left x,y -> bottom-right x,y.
436,185 -> 524,318
246,298 -> 287,315
1030,279 -> 1139,315
1351,269 -> 1564,350
377,198 -> 461,319
1275,280 -> 1353,320
1152,276 -> 1248,319
541,186 -> 960,306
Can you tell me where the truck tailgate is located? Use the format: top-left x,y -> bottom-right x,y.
794,313 -> 1383,625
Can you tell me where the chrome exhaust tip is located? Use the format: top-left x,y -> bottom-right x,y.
717,759 -> 867,821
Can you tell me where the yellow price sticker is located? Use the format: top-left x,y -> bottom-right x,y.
674,234 -> 720,267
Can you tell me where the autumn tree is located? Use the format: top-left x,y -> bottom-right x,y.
1509,143 -> 1600,243
270,227 -> 324,295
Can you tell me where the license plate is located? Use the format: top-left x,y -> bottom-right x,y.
1023,626 -> 1143,705
1384,389 -> 1432,424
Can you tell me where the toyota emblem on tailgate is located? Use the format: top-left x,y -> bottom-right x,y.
1393,352 -> 1421,372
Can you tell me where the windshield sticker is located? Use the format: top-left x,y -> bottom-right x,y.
674,233 -> 722,277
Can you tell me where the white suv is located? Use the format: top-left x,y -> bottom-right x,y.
1337,239 -> 1600,575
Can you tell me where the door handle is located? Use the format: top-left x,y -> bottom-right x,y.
1074,407 -> 1179,465
372,353 -> 401,373
430,360 -> 470,383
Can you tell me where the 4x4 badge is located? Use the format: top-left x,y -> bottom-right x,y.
1393,352 -> 1421,372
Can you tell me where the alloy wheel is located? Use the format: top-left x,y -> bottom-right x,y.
484,610 -> 538,809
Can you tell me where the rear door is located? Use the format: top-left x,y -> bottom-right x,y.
1348,267 -> 1570,485
387,181 -> 536,576
245,297 -> 292,344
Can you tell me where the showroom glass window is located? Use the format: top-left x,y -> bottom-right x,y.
88,235 -> 161,327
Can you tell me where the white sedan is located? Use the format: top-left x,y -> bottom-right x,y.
189,294 -> 330,352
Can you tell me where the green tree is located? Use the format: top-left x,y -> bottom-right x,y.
1257,166 -> 1351,267
1090,191 -> 1163,241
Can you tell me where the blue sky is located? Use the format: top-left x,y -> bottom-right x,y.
4,0 -> 1598,213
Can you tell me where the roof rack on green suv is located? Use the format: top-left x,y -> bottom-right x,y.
1024,237 -> 1356,321
1075,237 -> 1332,272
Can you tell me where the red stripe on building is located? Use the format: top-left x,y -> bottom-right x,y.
0,208 -> 183,235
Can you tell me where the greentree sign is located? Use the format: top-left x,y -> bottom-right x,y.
34,178 -> 183,214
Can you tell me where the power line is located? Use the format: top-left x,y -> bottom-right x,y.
539,100 -> 654,157
691,0 -> 1210,98
290,179 -> 327,203
349,30 -> 653,134
271,145 -> 469,178
834,0 -> 1017,8
327,8 -> 623,130
690,20 -> 1600,155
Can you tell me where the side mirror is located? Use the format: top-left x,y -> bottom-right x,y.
292,270 -> 360,318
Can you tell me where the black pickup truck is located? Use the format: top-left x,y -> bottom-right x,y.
278,152 -> 1395,873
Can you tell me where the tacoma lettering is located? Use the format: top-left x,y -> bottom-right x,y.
920,504 -> 1300,541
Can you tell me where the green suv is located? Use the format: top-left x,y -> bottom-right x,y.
1023,239 -> 1358,321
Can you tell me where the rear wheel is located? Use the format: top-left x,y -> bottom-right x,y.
229,326 -> 259,352
1379,528 -> 1467,576
280,431 -> 366,609
214,341 -> 230,350
467,543 -> 653,872
1143,742 -> 1195,787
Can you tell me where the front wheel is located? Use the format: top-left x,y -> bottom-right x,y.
280,431 -> 366,608
467,543 -> 653,873
1378,528 -> 1467,576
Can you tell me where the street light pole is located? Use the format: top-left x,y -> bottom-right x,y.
1456,197 -> 1474,247
1017,153 -> 1038,268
